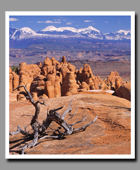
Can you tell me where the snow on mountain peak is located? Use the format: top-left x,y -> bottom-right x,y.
20,27 -> 37,34
58,27 -> 77,32
42,25 -> 77,32
9,26 -> 131,40
41,25 -> 100,33
116,30 -> 130,35
78,26 -> 100,33
41,25 -> 57,32
87,26 -> 100,32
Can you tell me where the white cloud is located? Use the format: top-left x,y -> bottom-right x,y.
66,22 -> 72,25
84,20 -> 93,22
9,18 -> 18,22
45,20 -> 61,24
105,21 -> 109,23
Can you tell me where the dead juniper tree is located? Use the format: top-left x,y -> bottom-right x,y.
9,85 -> 98,154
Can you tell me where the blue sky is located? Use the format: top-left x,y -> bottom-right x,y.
9,15 -> 131,33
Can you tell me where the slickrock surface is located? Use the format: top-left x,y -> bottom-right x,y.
9,93 -> 131,155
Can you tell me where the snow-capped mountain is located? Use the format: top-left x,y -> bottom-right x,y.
41,25 -> 78,32
9,26 -> 131,41
10,27 -> 37,40
105,30 -> 131,40
38,25 -> 104,39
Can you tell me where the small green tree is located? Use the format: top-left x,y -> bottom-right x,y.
11,65 -> 19,74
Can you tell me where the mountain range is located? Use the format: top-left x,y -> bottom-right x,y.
9,26 -> 131,41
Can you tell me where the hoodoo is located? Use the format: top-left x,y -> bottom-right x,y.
9,56 -> 131,101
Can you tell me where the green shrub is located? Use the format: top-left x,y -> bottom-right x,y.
11,65 -> 19,74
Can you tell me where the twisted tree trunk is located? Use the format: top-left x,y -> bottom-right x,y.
10,84 -> 97,154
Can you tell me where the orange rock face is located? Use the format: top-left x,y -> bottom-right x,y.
115,76 -> 124,90
9,67 -> 19,92
30,75 -> 46,96
80,64 -> 93,82
61,56 -> 67,64
19,63 -> 41,91
42,57 -> 56,76
9,94 -> 131,155
105,71 -> 120,89
42,56 -> 52,67
44,81 -> 54,98
38,62 -> 42,68
76,64 -> 105,90
61,71 -> 78,96
17,93 -> 26,101
54,76 -> 61,98
115,82 -> 131,101
79,82 -> 89,91
51,57 -> 60,66
9,56 -> 131,101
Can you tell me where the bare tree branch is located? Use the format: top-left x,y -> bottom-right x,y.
39,134 -> 62,140
66,107 -> 78,122
21,124 -> 39,154
61,99 -> 73,120
35,99 -> 47,106
9,89 -> 98,155
9,126 -> 29,136
73,116 -> 98,132
14,84 -> 35,104
68,116 -> 87,126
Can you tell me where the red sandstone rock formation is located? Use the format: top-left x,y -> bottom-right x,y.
42,56 -> 52,67
86,78 -> 94,89
17,93 -> 26,101
67,63 -> 76,72
82,64 -> 93,81
9,56 -> 130,101
92,76 -> 104,90
115,82 -> 131,101
54,75 -> 61,97
115,77 -> 124,90
38,62 -> 42,68
105,71 -> 120,90
61,71 -> 78,96
51,57 -> 60,66
44,74 -> 61,98
61,56 -> 67,64
60,65 -> 70,81
44,81 -> 54,98
42,65 -> 56,76
30,57 -> 63,98
39,93 -> 48,100
76,64 -> 105,90
19,62 -> 41,91
9,67 -> 19,92
30,75 -> 46,96
79,82 -> 89,91
42,57 -> 56,76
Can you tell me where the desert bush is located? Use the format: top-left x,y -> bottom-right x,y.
11,65 -> 19,74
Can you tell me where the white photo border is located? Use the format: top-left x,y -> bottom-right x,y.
5,11 -> 135,159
